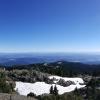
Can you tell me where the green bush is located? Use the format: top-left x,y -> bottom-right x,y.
0,72 -> 14,93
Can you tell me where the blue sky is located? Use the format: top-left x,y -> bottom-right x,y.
0,0 -> 100,53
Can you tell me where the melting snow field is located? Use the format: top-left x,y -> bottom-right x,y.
15,76 -> 86,96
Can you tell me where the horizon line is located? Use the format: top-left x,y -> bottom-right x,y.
0,51 -> 100,54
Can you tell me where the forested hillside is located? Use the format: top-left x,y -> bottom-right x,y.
0,61 -> 100,100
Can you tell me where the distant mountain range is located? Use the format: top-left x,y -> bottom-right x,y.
0,53 -> 100,66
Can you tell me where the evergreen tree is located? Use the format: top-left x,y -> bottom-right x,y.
74,88 -> 79,96
50,85 -> 53,94
53,85 -> 58,95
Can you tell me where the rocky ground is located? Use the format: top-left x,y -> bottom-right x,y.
0,93 -> 37,100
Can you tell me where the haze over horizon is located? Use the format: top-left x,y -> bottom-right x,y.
0,0 -> 100,53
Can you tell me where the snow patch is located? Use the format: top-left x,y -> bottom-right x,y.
15,76 -> 85,96
49,76 -> 84,84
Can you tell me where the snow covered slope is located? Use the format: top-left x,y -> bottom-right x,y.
15,76 -> 85,96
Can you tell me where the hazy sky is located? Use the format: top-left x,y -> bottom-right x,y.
0,0 -> 100,53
